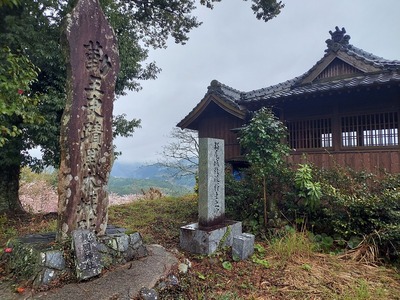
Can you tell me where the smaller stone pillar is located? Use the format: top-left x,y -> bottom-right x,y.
198,138 -> 225,227
180,138 -> 242,254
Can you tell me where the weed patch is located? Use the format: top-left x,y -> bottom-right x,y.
1,194 -> 400,299
268,227 -> 315,261
108,195 -> 197,248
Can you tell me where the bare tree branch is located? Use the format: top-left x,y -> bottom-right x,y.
158,127 -> 198,178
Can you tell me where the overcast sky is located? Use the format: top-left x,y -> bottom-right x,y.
113,0 -> 400,165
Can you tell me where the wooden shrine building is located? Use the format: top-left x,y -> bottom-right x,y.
177,27 -> 400,174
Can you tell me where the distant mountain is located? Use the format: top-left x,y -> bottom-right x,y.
109,161 -> 196,195
111,161 -> 161,179
108,176 -> 193,197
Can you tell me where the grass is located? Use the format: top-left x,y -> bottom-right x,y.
1,195 -> 400,299
268,226 -> 315,262
108,194 -> 197,247
340,279 -> 381,300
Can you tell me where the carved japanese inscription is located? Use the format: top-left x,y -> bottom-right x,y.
72,229 -> 102,280
58,0 -> 119,240
212,141 -> 222,215
198,138 -> 225,228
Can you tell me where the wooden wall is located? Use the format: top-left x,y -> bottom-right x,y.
287,150 -> 400,174
279,87 -> 400,174
197,101 -> 244,161
195,87 -> 400,175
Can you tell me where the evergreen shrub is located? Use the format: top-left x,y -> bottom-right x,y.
284,165 -> 400,261
226,163 -> 400,261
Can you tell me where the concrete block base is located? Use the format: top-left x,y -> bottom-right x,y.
180,220 -> 242,255
232,233 -> 255,260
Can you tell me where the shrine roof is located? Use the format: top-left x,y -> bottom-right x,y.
178,27 -> 400,128
240,27 -> 400,103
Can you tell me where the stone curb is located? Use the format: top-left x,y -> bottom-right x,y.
0,244 -> 177,300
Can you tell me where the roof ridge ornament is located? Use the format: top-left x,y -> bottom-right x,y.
325,26 -> 351,52
207,79 -> 222,93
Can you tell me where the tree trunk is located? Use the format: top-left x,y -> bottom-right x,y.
263,176 -> 268,227
263,176 -> 279,228
0,138 -> 24,214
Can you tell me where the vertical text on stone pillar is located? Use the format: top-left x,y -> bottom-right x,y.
213,141 -> 221,215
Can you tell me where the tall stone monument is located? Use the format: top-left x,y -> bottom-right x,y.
198,138 -> 225,227
58,0 -> 119,240
180,138 -> 242,254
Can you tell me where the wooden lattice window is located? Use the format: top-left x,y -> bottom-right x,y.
341,112 -> 399,147
287,118 -> 332,149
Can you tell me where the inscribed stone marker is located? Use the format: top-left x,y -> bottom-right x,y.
58,0 -> 119,239
72,229 -> 102,280
180,138 -> 243,254
198,138 -> 225,227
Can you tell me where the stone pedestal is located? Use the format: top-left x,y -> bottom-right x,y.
180,221 -> 242,255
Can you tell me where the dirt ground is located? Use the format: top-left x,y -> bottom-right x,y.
1,204 -> 400,299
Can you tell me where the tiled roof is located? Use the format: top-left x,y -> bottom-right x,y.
178,27 -> 400,128
177,80 -> 246,129
345,45 -> 400,69
206,79 -> 243,105
322,26 -> 400,69
241,72 -> 400,102
215,27 -> 400,105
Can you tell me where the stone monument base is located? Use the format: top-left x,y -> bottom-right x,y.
180,220 -> 242,255
5,225 -> 147,287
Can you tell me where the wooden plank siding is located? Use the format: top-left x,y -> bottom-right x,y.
278,88 -> 400,174
197,101 -> 244,161
315,58 -> 361,81
288,150 -> 400,174
193,87 -> 400,175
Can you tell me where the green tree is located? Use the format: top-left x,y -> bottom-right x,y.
0,0 -> 283,213
0,47 -> 44,212
0,48 -> 42,147
294,163 -> 322,213
0,0 -> 19,8
239,108 -> 289,227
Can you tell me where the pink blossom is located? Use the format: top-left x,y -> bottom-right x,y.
19,180 -> 143,214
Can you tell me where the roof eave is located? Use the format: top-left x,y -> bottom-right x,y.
299,50 -> 382,85
177,93 -> 247,130
240,76 -> 400,109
